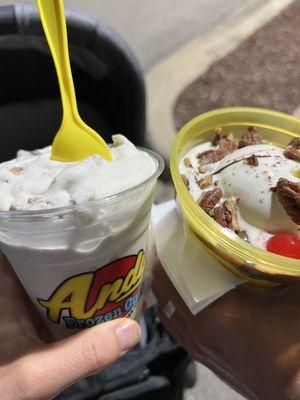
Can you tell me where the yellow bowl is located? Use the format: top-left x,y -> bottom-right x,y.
170,107 -> 300,284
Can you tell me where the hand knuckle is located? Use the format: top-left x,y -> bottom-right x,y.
81,332 -> 118,374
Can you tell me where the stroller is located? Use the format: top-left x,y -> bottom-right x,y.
0,3 -> 196,399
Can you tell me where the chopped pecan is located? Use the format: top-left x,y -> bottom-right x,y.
275,178 -> 300,224
198,165 -> 206,174
212,128 -> 237,150
183,157 -> 192,168
224,198 -> 240,232
214,205 -> 233,229
239,126 -> 262,148
213,198 -> 240,231
197,175 -> 213,189
181,174 -> 189,190
9,167 -> 23,175
212,128 -> 235,143
284,137 -> 300,162
197,149 -> 225,165
237,231 -> 249,242
245,154 -> 259,166
219,136 -> 238,153
199,131 -> 237,165
199,188 -> 222,213
212,128 -> 222,145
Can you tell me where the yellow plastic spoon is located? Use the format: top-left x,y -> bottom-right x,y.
36,0 -> 112,162
292,170 -> 300,179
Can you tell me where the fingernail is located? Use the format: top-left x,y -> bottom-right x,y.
116,321 -> 141,351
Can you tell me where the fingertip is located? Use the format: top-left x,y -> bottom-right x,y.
115,319 -> 142,352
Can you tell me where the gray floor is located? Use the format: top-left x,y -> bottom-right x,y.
6,0 -> 258,70
64,0 -> 261,70
185,364 -> 244,400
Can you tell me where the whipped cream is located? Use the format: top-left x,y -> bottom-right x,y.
0,135 -> 157,211
180,142 -> 300,249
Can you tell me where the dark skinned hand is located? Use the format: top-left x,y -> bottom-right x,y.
152,259 -> 300,400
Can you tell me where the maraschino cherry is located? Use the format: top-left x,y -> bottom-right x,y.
267,234 -> 300,259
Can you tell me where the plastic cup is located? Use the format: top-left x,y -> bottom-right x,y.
170,107 -> 300,285
0,149 -> 164,339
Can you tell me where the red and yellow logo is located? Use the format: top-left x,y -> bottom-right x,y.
38,250 -> 146,329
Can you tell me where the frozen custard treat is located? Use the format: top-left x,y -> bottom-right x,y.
0,135 -> 163,339
180,127 -> 300,259
0,135 -> 156,211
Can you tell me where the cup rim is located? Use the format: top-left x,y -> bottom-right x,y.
0,148 -> 164,219
170,107 -> 300,275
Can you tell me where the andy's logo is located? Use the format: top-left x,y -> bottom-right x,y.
38,250 -> 146,329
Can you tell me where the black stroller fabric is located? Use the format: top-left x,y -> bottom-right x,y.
0,3 -> 146,161
57,308 -> 196,400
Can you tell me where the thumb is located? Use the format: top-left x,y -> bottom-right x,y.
15,319 -> 141,400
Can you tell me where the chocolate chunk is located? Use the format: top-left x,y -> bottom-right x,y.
181,174 -> 189,190
284,137 -> 300,162
239,126 -> 262,148
199,188 -> 223,213
183,157 -> 192,168
245,154 -> 259,166
275,178 -> 300,224
197,175 -> 213,189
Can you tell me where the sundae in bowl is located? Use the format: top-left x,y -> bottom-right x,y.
180,127 -> 300,259
170,108 -> 300,284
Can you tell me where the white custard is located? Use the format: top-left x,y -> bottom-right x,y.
0,135 -> 156,211
180,142 -> 300,249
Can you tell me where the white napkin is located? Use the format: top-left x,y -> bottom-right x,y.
153,200 -> 244,315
